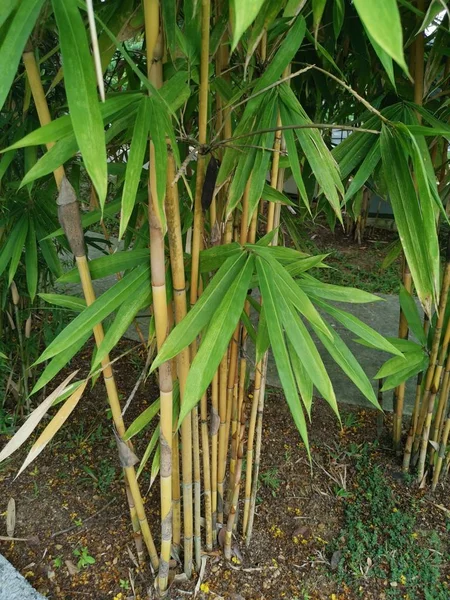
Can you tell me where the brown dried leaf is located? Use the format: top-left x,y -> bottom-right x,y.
6,498 -> 15,537
65,560 -> 79,576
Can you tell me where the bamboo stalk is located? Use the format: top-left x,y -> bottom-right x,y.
393,262 -> 412,452
23,46 -> 157,569
165,152 -> 194,576
432,412 -> 450,490
187,0 -> 211,568
246,353 -> 268,544
143,2 -> 173,591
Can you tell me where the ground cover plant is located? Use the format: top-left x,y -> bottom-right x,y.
1,0 -> 450,597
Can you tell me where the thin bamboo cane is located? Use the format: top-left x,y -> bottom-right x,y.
432,412 -> 450,490
402,372 -> 423,471
200,388 -> 213,550
143,2 -> 173,591
245,353 -> 268,544
165,152 -> 194,576
393,262 -> 412,452
224,397 -> 246,559
246,116 -> 283,544
23,46 -> 157,569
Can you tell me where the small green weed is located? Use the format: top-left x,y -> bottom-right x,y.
81,459 -> 116,494
120,579 -> 131,590
260,467 -> 281,496
331,445 -> 449,599
53,556 -> 63,569
73,546 -> 95,569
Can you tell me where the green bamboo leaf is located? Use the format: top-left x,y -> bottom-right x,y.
254,16 -> 306,93
0,0 -> 45,111
161,0 -> 176,57
406,124 -> 450,138
119,97 -> 151,238
123,398 -> 161,441
313,322 -> 380,409
250,248 -> 332,339
298,275 -> 382,304
285,255 -> 329,277
344,140 -> 381,202
137,425 -> 159,479
21,134 -> 78,188
5,94 -> 142,152
381,355 -> 428,391
244,0 -> 285,74
227,146 -> 258,215
148,97 -> 168,228
230,0 -> 267,51
353,0 -> 408,72
0,150 -> 16,182
375,349 -> 425,379
312,0 -> 328,38
399,285 -> 427,345
315,298 -> 403,356
265,266 -> 338,413
0,0 -> 18,28
333,0 -> 345,38
241,309 -> 257,345
92,284 -> 151,369
25,219 -> 38,301
179,256 -> 254,424
8,217 -> 28,285
36,264 -> 150,364
365,26 -> 396,89
52,0 -> 107,207
288,338 -> 313,418
282,123 -> 309,210
279,89 -> 343,220
0,217 -> 27,278
39,293 -> 87,312
58,249 -> 149,284
31,333 -> 91,395
381,240 -> 402,270
37,237 -> 63,279
261,184 -> 296,207
151,252 -> 247,373
148,444 -> 161,485
380,125 -> 438,315
256,304 -> 269,363
199,243 -> 242,273
256,257 -> 310,453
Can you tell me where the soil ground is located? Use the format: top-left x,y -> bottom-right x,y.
1,339 -> 449,600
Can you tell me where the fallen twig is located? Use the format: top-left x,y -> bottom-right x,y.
51,498 -> 116,538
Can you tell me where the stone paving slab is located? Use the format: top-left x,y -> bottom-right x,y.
0,554 -> 46,600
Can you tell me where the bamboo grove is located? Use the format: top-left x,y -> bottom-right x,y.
1,0 -> 450,595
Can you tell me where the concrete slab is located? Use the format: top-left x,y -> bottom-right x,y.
0,554 -> 46,600
248,293 -> 418,414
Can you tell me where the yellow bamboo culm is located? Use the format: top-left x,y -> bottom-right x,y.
187,0 -> 211,568
22,46 -> 158,570
166,153 -> 194,576
143,0 -> 173,592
